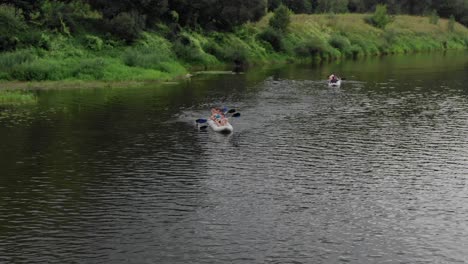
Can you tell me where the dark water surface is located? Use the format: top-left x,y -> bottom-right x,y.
1,52 -> 467,264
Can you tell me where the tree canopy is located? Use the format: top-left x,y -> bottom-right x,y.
0,0 -> 467,47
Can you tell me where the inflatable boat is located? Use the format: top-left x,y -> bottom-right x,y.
328,79 -> 341,87
207,119 -> 233,134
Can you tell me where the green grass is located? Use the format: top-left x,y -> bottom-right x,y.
271,13 -> 468,60
0,13 -> 467,84
0,90 -> 37,105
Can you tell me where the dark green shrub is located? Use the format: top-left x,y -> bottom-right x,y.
203,41 -> 224,59
0,4 -> 26,51
329,34 -> 351,50
294,37 -> 330,57
18,30 -> 41,48
72,58 -> 106,79
0,49 -> 36,72
123,46 -> 170,70
224,43 -> 249,65
10,61 -> 66,81
258,27 -> 284,52
269,5 -> 291,32
108,12 -> 146,43
17,31 -> 50,50
38,34 -> 51,50
282,0 -> 312,14
344,44 -> 362,58
365,4 -> 393,29
316,0 -> 349,13
172,41 -> 205,64
84,35 -> 103,51
40,1 -> 76,34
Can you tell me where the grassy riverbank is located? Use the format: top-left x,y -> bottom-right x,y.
1,13 -> 467,86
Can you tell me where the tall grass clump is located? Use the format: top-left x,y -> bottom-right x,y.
121,32 -> 186,75
9,60 -> 67,81
0,49 -> 36,76
294,36 -> 331,60
202,31 -> 265,65
329,34 -> 351,51
123,46 -> 169,69
72,58 -> 107,79
258,27 -> 285,52
172,32 -> 217,66
0,90 -> 37,105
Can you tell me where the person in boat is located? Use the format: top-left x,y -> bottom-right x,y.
328,74 -> 340,83
210,108 -> 228,126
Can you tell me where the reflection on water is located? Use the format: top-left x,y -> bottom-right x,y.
1,52 -> 467,264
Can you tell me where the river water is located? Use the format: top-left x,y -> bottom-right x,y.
1,52 -> 467,264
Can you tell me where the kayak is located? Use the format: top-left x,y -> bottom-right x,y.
207,119 -> 233,134
328,79 -> 341,87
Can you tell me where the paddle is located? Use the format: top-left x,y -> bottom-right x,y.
231,113 -> 240,118
195,118 -> 208,130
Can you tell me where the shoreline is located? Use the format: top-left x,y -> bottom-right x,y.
1,48 -> 466,90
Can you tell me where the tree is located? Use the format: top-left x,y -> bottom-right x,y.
448,14 -> 455,32
365,4 -> 392,29
316,0 -> 348,13
282,0 -> 312,14
268,0 -> 282,11
429,9 -> 439,25
0,4 -> 26,50
168,0 -> 267,31
0,0 -> 45,20
216,0 -> 267,30
86,0 -> 168,27
348,0 -> 366,13
269,4 -> 291,32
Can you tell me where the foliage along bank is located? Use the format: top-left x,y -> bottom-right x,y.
0,2 -> 468,83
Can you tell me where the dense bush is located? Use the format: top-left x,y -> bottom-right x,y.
258,28 -> 285,52
10,60 -> 66,81
123,46 -> 171,70
316,0 -> 349,13
329,34 -> 351,50
171,34 -> 217,65
84,35 -> 103,51
72,58 -> 106,79
0,4 -> 26,51
107,12 -> 146,43
282,0 -> 312,14
294,37 -> 330,58
0,49 -> 36,75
